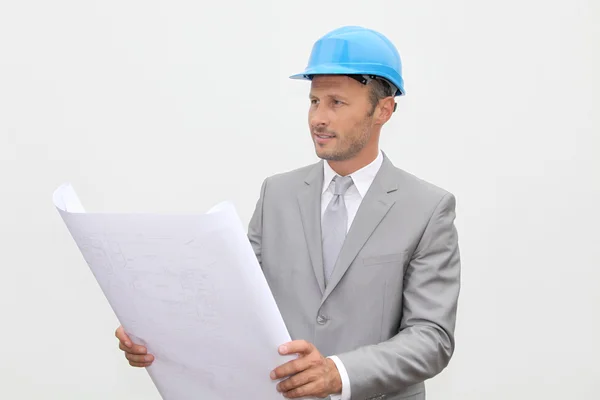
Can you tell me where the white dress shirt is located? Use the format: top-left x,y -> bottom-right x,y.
321,150 -> 384,400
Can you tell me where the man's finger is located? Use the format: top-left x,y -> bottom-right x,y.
118,341 -> 148,355
271,356 -> 313,380
282,380 -> 325,399
125,352 -> 154,364
128,361 -> 152,368
115,326 -> 132,348
278,340 -> 313,356
276,368 -> 317,393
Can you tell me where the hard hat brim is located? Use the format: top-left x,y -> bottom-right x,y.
290,63 -> 405,96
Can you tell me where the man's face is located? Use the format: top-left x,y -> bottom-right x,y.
308,75 -> 376,161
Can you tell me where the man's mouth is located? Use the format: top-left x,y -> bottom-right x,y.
314,133 -> 336,144
314,130 -> 336,138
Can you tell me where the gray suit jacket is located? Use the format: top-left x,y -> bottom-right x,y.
248,153 -> 461,400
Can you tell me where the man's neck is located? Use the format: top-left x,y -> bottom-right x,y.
326,148 -> 380,177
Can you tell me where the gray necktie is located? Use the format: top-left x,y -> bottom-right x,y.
322,175 -> 354,286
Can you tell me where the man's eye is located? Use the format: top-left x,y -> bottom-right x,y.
310,99 -> 319,105
333,100 -> 344,106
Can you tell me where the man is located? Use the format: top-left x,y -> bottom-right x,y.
116,26 -> 461,400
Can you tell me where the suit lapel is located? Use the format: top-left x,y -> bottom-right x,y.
297,161 -> 326,294
320,155 -> 398,304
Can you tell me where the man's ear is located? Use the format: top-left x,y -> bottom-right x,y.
376,97 -> 396,124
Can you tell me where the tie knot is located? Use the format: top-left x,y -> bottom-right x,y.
333,175 -> 354,195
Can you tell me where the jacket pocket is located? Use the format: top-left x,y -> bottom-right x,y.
362,252 -> 406,267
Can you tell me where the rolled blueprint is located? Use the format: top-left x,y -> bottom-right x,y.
53,183 -> 296,400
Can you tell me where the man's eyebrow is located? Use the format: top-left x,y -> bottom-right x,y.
327,93 -> 350,101
309,93 -> 349,100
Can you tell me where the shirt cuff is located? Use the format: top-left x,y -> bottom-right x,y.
328,355 -> 351,400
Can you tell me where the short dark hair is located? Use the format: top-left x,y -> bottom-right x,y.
368,78 -> 396,112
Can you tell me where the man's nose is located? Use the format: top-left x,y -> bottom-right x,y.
310,106 -> 329,129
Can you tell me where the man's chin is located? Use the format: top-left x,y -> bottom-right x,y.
315,147 -> 332,160
315,148 -> 344,162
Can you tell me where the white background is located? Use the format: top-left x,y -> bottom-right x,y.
1,0 -> 598,399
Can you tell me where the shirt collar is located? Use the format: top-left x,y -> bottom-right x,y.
322,150 -> 384,198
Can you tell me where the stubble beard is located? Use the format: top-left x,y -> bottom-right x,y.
313,116 -> 373,162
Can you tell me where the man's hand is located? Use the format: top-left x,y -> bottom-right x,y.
115,326 -> 155,367
270,340 -> 342,399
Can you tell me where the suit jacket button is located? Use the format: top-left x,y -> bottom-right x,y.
316,315 -> 328,325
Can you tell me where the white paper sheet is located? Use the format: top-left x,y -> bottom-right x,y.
53,183 -> 297,400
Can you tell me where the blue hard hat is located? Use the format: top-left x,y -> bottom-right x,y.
290,26 -> 405,96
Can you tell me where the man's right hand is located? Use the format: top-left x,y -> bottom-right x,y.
115,326 -> 155,367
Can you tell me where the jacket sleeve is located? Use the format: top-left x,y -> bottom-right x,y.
248,178 -> 268,267
336,193 -> 461,399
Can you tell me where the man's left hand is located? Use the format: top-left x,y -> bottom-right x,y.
270,340 -> 342,398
